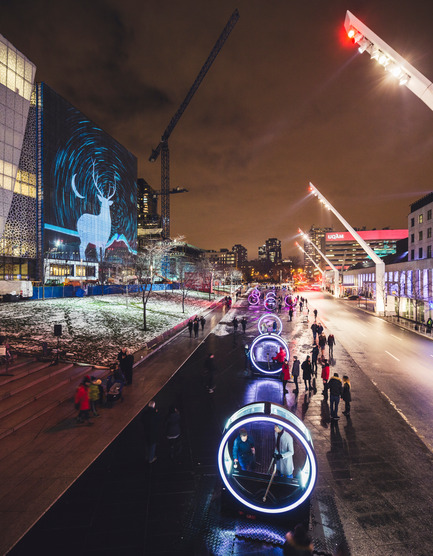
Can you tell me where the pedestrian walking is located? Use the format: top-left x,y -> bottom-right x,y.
141,400 -> 159,463
273,424 -> 294,478
342,375 -> 351,416
244,344 -> 250,372
301,356 -> 313,392
291,356 -> 300,394
204,353 -> 217,393
318,332 -> 327,358
311,344 -> 319,376
317,322 -> 324,336
313,309 -> 318,320
327,333 -> 336,359
241,316 -> 247,333
281,358 -> 291,394
310,322 -> 318,343
193,316 -> 199,338
187,319 -> 193,337
288,307 -> 293,322
75,377 -> 92,425
326,373 -> 343,420
200,315 -> 206,331
165,405 -> 182,463
321,359 -> 330,400
233,316 -> 239,333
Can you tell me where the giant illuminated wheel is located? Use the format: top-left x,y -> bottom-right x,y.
218,402 -> 317,514
264,296 -> 277,311
248,292 -> 260,305
258,314 -> 282,335
250,334 -> 289,375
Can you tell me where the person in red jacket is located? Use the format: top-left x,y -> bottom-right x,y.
281,358 -> 291,394
272,346 -> 286,369
75,378 -> 92,425
321,359 -> 330,400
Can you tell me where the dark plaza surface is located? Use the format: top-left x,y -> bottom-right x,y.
6,295 -> 433,556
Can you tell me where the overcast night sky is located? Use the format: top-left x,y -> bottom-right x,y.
2,0 -> 433,258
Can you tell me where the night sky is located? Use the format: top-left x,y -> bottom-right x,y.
2,0 -> 433,258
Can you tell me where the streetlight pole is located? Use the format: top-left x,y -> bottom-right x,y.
296,242 -> 326,290
308,182 -> 385,314
298,228 -> 340,298
344,11 -> 433,112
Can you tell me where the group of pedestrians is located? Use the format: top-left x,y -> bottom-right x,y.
141,399 -> 182,465
74,347 -> 135,425
187,315 -> 206,338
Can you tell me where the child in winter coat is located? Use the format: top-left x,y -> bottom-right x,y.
342,375 -> 351,416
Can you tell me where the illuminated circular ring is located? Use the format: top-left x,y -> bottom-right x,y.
265,291 -> 276,298
263,297 -> 277,311
284,295 -> 293,307
218,402 -> 317,514
248,293 -> 260,305
258,313 -> 283,335
250,334 -> 289,375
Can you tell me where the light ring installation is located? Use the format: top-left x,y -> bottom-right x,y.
248,293 -> 260,305
250,334 -> 289,375
258,313 -> 283,335
218,402 -> 317,514
264,297 -> 277,311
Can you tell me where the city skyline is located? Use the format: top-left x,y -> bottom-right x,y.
2,0 -> 433,257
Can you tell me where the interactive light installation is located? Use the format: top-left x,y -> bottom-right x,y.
308,182 -> 385,314
344,10 -> 433,112
248,288 -> 261,305
249,334 -> 289,375
298,229 -> 338,297
218,401 -> 317,514
258,313 -> 283,335
264,291 -> 277,311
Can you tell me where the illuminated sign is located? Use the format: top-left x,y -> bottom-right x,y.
326,229 -> 408,242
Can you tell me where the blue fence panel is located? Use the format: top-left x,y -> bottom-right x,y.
31,283 -> 178,300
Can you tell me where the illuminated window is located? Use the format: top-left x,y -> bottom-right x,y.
419,214 -> 423,224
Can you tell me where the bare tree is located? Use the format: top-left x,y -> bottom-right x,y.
174,257 -> 201,313
135,238 -> 180,330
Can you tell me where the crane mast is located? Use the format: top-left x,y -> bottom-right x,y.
149,9 -> 240,239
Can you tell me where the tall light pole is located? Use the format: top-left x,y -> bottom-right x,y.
308,182 -> 385,314
344,10 -> 433,111
298,228 -> 340,298
295,242 -> 326,290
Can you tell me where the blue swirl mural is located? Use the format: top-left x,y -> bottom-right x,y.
42,84 -> 137,262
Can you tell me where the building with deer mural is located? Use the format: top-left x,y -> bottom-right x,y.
0,34 -> 137,283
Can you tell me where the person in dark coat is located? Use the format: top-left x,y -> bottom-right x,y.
165,405 -> 182,462
200,316 -> 206,331
327,333 -> 336,359
241,316 -> 247,333
283,524 -> 313,555
187,319 -> 193,337
120,348 -> 134,385
141,400 -> 159,463
311,345 -> 319,376
310,322 -> 318,342
326,373 -> 343,420
232,428 -> 255,471
301,356 -> 313,392
204,353 -> 217,393
291,356 -> 300,394
288,307 -> 293,321
342,376 -> 351,416
193,317 -> 199,338
232,316 -> 239,333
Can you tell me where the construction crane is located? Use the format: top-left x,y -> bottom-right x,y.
149,9 -> 240,240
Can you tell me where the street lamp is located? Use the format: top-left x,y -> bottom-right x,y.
344,10 -> 433,111
295,242 -> 325,291
298,228 -> 340,298
308,182 -> 385,315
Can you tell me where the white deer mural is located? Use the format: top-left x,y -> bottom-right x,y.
71,160 -> 117,261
